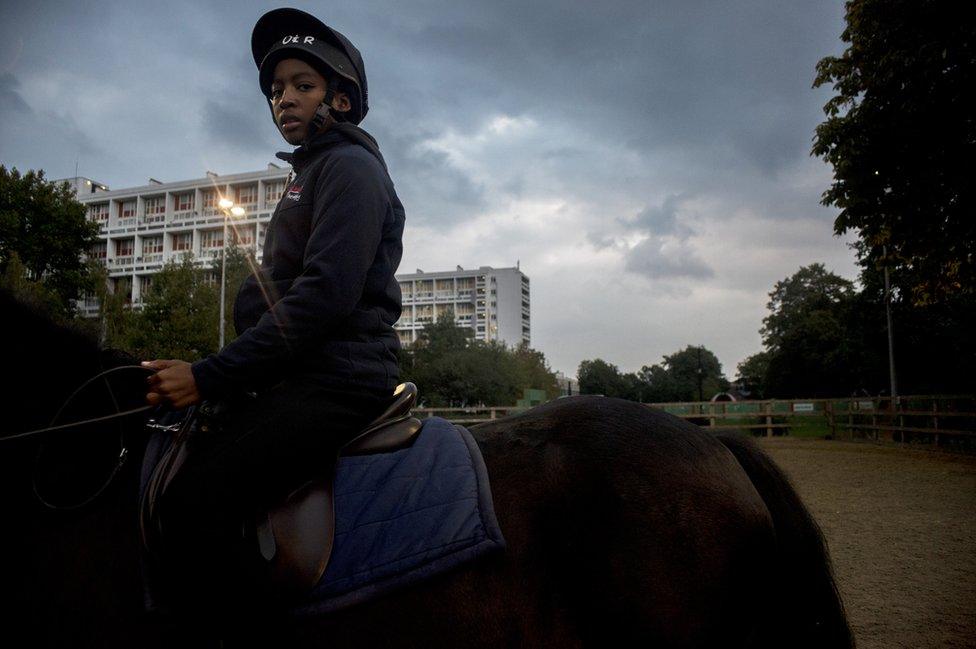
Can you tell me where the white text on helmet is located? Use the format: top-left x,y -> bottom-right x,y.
281,35 -> 316,45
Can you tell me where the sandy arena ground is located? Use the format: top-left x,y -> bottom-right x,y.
760,438 -> 976,649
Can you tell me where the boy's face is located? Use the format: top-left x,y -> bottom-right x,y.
270,58 -> 349,145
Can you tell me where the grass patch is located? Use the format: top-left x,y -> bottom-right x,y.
699,416 -> 834,439
789,419 -> 833,439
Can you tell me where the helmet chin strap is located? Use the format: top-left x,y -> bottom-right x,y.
302,78 -> 345,146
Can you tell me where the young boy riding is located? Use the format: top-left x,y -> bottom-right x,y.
142,7 -> 405,609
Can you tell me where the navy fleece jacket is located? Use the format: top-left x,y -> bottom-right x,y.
191,124 -> 404,399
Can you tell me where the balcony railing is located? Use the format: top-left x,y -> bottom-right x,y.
110,256 -> 134,267
138,253 -> 164,264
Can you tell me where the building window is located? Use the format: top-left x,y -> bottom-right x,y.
89,242 -> 107,259
174,192 -> 194,211
200,229 -> 223,249
88,203 -> 109,222
116,238 -> 135,257
416,280 -> 433,298
202,190 -> 218,214
141,275 -> 154,294
231,226 -> 254,246
119,200 -> 136,219
202,271 -> 218,287
235,184 -> 258,206
142,236 -> 163,255
265,181 -> 284,206
171,232 -> 192,251
144,196 -> 165,223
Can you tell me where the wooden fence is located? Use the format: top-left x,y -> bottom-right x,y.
827,395 -> 976,445
416,395 -> 976,446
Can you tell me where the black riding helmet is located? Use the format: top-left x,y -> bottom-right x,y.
251,8 -> 368,125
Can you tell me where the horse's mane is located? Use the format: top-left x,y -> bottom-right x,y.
1,288 -> 133,431
3,289 -> 101,363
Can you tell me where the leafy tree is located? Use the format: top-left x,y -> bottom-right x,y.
92,265 -> 135,350
845,270 -> 976,395
636,363 -> 676,403
512,342 -> 560,400
125,256 -> 219,360
0,252 -> 65,319
215,245 -> 256,347
580,347 -> 729,403
401,311 -> 562,407
0,166 -> 100,315
812,0 -> 976,304
657,346 -> 730,401
761,264 -> 855,351
757,264 -> 862,397
577,359 -> 630,398
735,351 -> 770,399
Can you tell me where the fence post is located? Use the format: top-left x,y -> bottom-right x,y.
898,397 -> 904,439
848,398 -> 854,440
826,401 -> 836,439
871,406 -> 877,441
764,401 -> 773,437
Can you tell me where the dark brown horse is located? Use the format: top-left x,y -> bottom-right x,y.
1,290 -> 853,648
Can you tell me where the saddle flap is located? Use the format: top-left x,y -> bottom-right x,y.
263,478 -> 336,595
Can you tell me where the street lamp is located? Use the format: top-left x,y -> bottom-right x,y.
217,198 -> 246,349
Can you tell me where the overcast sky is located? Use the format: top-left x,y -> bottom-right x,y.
1,0 -> 859,379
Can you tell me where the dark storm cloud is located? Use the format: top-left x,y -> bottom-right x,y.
627,195 -> 687,237
0,72 -> 102,169
625,236 -> 714,280
200,50 -> 277,155
358,1 -> 835,149
201,97 -> 277,154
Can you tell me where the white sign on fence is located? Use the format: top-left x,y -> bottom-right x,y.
857,400 -> 874,411
793,403 -> 815,412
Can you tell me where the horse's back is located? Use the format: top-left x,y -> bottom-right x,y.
468,396 -> 776,647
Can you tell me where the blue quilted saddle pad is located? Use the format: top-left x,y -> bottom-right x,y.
139,415 -> 506,616
292,416 -> 506,615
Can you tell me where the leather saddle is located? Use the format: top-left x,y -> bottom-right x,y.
140,382 -> 423,598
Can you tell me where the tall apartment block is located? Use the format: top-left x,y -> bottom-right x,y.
395,266 -> 530,349
59,171 -> 531,348
61,166 -> 292,314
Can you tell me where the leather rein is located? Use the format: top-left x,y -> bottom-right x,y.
1,365 -> 156,510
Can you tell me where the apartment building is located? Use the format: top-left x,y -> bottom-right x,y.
61,172 -> 531,348
396,266 -> 530,349
62,166 -> 291,314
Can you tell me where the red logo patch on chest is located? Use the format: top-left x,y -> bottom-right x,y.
286,184 -> 303,201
